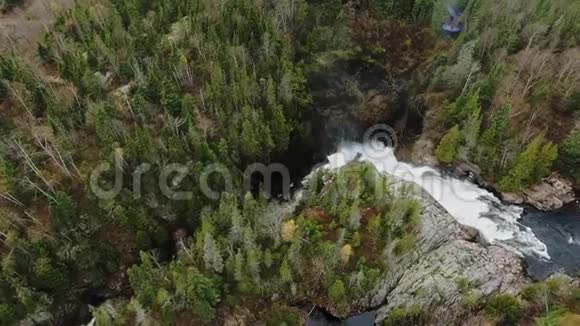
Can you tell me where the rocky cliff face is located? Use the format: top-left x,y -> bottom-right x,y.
357,178 -> 527,324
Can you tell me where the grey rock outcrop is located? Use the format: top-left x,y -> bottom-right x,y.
503,173 -> 576,211
411,135 -> 437,166
357,180 -> 527,324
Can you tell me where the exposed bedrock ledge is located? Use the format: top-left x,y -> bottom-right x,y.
351,178 -> 527,324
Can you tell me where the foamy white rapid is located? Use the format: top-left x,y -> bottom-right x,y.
321,141 -> 550,259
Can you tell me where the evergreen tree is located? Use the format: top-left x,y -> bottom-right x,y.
328,279 -> 346,305
498,133 -> 557,192
265,78 -> 291,150
233,250 -> 245,282
203,233 -> 224,273
49,192 -> 77,230
246,249 -> 261,281
263,249 -> 273,268
459,106 -> 482,160
31,257 -> 69,290
229,208 -> 244,245
127,253 -> 162,306
435,125 -> 463,164
240,106 -> 266,158
479,105 -> 511,173
169,261 -> 220,321
558,131 -> 580,183
439,88 -> 482,128
347,203 -> 361,231
532,141 -> 558,182
280,258 -> 292,283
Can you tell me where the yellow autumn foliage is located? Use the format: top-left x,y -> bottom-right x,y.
340,244 -> 353,264
281,220 -> 297,242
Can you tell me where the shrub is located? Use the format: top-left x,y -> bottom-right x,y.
455,277 -> 471,294
485,294 -> 522,325
461,292 -> 480,311
266,304 -> 299,326
328,280 -> 346,305
558,131 -> 580,183
534,308 -> 568,326
521,282 -> 546,304
394,234 -> 416,256
553,313 -> 580,326
383,304 -> 424,326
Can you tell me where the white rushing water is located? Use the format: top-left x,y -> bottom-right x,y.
322,141 -> 550,259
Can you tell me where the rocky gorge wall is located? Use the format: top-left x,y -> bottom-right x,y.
352,178 -> 528,324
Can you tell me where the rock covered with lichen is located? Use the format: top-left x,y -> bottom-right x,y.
356,179 -> 527,324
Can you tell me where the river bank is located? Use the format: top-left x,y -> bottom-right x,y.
400,141 -> 580,279
295,141 -> 527,324
299,142 -> 579,325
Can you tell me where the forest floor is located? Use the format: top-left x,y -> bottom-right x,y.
0,0 -> 74,65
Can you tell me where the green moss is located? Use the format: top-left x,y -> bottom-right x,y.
394,234 -> 416,256
455,277 -> 471,294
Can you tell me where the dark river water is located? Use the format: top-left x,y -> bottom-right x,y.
306,309 -> 376,326
521,202 -> 580,280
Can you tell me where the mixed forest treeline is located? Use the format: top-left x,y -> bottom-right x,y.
0,0 -> 579,324
0,0 -> 327,323
0,0 -> 424,323
99,163 -> 424,323
428,0 -> 580,192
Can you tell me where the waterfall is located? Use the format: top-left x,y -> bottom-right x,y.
319,141 -> 550,259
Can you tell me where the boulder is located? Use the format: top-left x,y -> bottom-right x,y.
503,174 -> 576,211
454,162 -> 482,181
523,174 -> 576,210
502,192 -> 525,205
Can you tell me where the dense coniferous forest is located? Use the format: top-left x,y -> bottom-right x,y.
0,0 -> 579,324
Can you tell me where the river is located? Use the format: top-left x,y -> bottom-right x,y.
307,309 -> 376,326
307,141 -> 580,325
522,203 -> 580,280
320,141 -> 551,259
